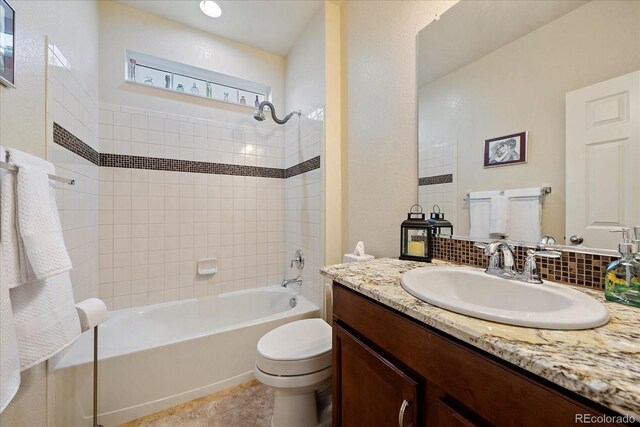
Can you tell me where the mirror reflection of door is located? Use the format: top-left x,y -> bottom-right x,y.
565,71 -> 640,249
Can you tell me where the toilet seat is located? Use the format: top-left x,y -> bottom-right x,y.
256,318 -> 332,376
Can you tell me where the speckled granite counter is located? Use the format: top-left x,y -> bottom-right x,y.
320,258 -> 640,419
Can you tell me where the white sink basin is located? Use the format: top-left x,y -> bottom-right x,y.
400,267 -> 609,330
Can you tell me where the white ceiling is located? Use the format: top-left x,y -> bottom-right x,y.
417,0 -> 588,88
115,0 -> 324,56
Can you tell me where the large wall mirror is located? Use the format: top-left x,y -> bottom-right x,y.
417,0 -> 640,252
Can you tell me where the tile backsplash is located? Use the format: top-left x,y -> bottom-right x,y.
432,236 -> 616,289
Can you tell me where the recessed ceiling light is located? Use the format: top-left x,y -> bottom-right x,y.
199,0 -> 222,18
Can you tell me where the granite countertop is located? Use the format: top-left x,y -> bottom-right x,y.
320,258 -> 640,419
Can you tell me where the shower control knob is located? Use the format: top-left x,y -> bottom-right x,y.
291,250 -> 304,270
569,235 -> 584,245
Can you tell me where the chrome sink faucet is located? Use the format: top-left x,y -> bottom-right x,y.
483,241 -> 518,279
477,240 -> 561,284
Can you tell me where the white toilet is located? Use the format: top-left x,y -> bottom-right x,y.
254,318 -> 332,427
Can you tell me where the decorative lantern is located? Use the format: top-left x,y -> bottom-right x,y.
399,204 -> 433,262
426,205 -> 453,236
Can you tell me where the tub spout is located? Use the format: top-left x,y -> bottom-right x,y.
282,276 -> 302,288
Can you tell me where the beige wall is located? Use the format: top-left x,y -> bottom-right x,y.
99,1 -> 285,122
340,0 -> 456,258
324,0 -> 342,266
0,2 -> 99,426
285,7 -> 325,115
419,0 -> 640,240
0,0 -> 98,159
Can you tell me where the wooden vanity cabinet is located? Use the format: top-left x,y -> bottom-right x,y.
332,283 -> 629,427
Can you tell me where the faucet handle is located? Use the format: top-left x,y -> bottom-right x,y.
474,241 -> 488,250
520,249 -> 543,284
532,247 -> 562,259
291,249 -> 304,270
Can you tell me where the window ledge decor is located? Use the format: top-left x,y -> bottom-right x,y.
125,50 -> 270,109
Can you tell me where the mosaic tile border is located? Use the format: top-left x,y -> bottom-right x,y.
418,174 -> 453,186
53,122 -> 99,165
99,153 -> 286,178
285,156 -> 320,178
53,122 -> 320,178
432,236 -> 616,289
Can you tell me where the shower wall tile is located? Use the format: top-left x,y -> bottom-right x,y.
418,141 -> 458,223
98,104 -> 287,310
46,42 -> 100,303
284,111 -> 324,308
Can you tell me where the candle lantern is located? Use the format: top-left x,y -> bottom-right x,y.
399,204 -> 433,262
427,205 -> 453,236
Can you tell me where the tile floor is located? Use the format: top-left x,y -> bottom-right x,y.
118,380 -> 273,427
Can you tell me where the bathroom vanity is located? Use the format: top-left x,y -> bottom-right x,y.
321,259 -> 640,426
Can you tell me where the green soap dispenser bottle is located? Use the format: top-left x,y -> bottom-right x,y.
605,228 -> 640,308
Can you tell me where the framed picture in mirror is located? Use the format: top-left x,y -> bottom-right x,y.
0,0 -> 15,88
483,131 -> 527,168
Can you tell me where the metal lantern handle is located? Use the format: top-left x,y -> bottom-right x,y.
409,204 -> 423,214
432,204 -> 440,214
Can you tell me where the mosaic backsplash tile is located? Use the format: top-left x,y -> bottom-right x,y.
432,236 -> 616,289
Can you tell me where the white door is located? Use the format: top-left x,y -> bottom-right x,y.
566,70 -> 640,249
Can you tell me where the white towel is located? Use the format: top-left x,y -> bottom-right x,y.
0,147 -> 24,289
469,191 -> 500,239
0,240 -> 21,413
504,188 -> 542,242
9,149 -> 72,279
10,273 -> 81,371
0,148 -> 80,406
489,196 -> 509,237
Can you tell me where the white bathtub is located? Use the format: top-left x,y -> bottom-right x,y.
53,286 -> 319,427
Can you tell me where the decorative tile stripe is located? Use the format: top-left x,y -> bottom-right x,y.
418,174 -> 453,186
53,122 -> 321,178
99,153 -> 286,178
285,156 -> 321,178
53,122 -> 99,165
432,236 -> 616,289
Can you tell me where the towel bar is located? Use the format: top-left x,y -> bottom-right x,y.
0,160 -> 75,185
464,186 -> 551,202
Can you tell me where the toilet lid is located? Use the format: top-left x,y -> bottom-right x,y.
256,319 -> 332,376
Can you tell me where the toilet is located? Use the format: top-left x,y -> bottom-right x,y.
254,318 -> 332,427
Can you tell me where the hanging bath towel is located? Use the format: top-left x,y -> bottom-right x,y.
0,163 -> 21,412
4,147 -> 80,370
10,272 -> 81,371
10,148 -> 72,279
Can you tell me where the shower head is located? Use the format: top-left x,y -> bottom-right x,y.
253,101 -> 300,125
253,110 -> 266,121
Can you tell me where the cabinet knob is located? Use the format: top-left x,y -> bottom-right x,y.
398,399 -> 411,427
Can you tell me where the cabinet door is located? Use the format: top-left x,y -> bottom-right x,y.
333,324 -> 419,427
436,399 -> 480,427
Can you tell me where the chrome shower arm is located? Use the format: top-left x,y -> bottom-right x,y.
255,101 -> 300,125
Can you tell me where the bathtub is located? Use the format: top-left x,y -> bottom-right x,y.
52,286 -> 319,427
